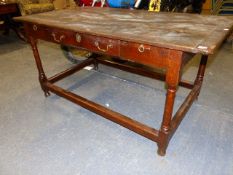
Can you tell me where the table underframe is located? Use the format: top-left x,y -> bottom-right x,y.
26,26 -> 208,156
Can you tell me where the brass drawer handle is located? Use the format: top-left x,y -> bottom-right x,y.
33,25 -> 37,31
76,33 -> 81,43
138,44 -> 150,53
95,41 -> 113,52
51,32 -> 65,43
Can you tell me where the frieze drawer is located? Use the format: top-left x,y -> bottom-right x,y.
120,41 -> 168,68
26,24 -> 81,46
79,34 -> 120,56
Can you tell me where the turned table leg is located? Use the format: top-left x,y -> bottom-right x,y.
157,50 -> 183,156
194,55 -> 208,99
28,36 -> 50,97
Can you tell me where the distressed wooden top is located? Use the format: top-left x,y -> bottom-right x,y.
15,7 -> 233,54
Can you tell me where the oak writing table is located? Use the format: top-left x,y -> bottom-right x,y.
15,7 -> 233,156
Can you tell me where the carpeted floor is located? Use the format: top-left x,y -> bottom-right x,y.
0,32 -> 233,175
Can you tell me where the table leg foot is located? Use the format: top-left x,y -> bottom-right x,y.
93,59 -> 99,70
44,90 -> 50,97
40,82 -> 50,97
157,147 -> 166,156
94,63 -> 98,70
157,131 -> 169,156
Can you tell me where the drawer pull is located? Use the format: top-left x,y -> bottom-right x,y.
95,41 -> 113,52
33,25 -> 37,31
138,44 -> 150,53
51,32 -> 65,43
76,33 -> 81,43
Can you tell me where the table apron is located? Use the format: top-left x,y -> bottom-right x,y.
25,23 -> 180,69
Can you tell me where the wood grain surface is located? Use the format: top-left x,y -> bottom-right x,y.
15,7 -> 233,54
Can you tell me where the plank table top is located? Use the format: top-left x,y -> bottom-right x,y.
15,7 -> 233,54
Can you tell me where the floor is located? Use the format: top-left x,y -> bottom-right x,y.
0,32 -> 233,175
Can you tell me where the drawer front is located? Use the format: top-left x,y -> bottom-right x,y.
26,24 -> 120,56
79,34 -> 120,56
120,41 -> 168,68
27,24 -> 81,46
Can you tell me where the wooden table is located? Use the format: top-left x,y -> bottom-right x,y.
15,7 -> 233,156
0,2 -> 25,41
